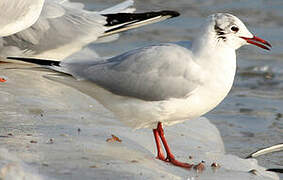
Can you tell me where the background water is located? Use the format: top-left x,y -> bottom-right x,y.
79,0 -> 283,173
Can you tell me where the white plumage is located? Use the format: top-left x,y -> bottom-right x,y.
7,12 -> 272,168
8,13 -> 271,129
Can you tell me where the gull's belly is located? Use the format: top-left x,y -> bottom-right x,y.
157,70 -> 235,127
110,82 -> 233,129
159,84 -> 231,126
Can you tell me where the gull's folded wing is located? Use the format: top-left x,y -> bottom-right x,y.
8,43 -> 200,101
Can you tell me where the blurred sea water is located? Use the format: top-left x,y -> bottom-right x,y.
77,0 -> 283,173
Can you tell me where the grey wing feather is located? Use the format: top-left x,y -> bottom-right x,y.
64,43 -> 201,101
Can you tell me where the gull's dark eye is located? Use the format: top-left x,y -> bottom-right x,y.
231,26 -> 239,32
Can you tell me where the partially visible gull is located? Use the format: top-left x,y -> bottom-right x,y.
0,0 -> 179,60
0,0 -> 44,36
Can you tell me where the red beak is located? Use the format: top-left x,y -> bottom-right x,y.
240,36 -> 272,50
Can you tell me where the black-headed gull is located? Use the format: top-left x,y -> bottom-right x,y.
0,0 -> 179,60
8,13 -> 271,169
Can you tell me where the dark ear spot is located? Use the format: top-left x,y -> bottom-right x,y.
218,36 -> 227,41
217,31 -> 225,35
214,24 -> 223,31
214,25 -> 225,35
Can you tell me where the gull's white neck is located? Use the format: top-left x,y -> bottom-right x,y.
190,26 -> 237,111
191,25 -> 237,83
192,24 -> 236,62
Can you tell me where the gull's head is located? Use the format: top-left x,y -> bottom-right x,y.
204,13 -> 271,50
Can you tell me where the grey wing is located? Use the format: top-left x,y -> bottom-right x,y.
69,44 -> 201,101
0,0 -> 44,36
0,0 -> 109,60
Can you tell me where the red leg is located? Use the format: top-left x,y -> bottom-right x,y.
156,122 -> 193,169
153,129 -> 166,161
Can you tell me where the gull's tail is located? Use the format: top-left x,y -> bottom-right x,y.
101,11 -> 180,37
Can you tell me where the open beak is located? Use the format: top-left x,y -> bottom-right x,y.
240,36 -> 272,50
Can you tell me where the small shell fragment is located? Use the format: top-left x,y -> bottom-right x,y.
106,134 -> 122,143
47,138 -> 54,144
248,169 -> 258,175
211,162 -> 220,168
193,161 -> 205,172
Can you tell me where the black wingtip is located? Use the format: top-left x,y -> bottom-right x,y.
245,155 -> 252,159
266,168 -> 283,173
103,10 -> 180,27
7,57 -> 60,66
160,10 -> 180,18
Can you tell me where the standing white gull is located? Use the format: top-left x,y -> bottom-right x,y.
8,13 -> 271,169
0,0 -> 179,60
